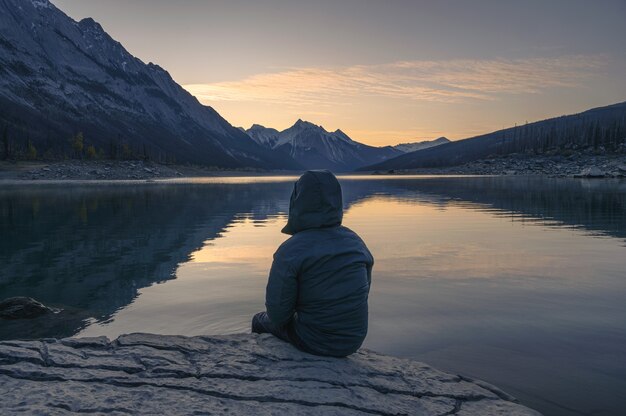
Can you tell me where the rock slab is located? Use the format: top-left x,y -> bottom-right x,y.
0,333 -> 541,415
0,297 -> 59,320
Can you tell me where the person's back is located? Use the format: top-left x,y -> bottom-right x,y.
252,170 -> 373,357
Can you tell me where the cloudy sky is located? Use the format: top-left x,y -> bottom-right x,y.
54,0 -> 626,146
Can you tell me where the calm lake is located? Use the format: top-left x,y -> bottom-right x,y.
1,175 -> 625,415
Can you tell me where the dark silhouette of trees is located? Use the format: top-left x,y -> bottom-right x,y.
71,132 -> 84,158
480,113 -> 626,157
108,138 -> 118,160
363,104 -> 626,171
1,124 -> 9,160
86,145 -> 97,159
25,137 -> 37,160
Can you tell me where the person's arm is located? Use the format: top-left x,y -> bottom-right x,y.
265,250 -> 298,326
364,245 -> 374,288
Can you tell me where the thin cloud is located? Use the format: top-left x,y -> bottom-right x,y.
184,55 -> 606,107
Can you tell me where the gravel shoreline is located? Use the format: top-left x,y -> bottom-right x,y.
0,160 -> 276,181
372,153 -> 626,178
1,153 -> 625,181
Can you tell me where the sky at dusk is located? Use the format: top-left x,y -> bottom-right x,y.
53,0 -> 626,146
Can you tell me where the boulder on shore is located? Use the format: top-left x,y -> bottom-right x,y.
0,297 -> 58,320
577,167 -> 605,178
0,333 -> 541,415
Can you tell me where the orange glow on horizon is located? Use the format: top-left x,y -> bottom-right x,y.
184,55 -> 607,147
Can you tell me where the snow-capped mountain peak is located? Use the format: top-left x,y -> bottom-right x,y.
290,119 -> 322,132
245,120 -> 401,171
245,124 -> 281,147
243,120 -> 453,171
332,129 -> 355,144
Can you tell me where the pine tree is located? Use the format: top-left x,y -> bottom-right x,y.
143,143 -> 149,161
71,132 -> 84,158
109,139 -> 117,160
26,137 -> 37,160
86,145 -> 97,159
1,125 -> 8,160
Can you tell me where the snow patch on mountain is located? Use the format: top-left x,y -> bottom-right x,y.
246,124 -> 281,148
393,137 -> 450,153
30,0 -> 51,9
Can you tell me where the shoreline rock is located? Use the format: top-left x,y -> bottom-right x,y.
0,333 -> 540,415
0,297 -> 59,320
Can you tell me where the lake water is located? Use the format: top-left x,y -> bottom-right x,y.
1,175 -> 625,415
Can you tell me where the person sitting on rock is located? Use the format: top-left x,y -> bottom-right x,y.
252,170 -> 374,357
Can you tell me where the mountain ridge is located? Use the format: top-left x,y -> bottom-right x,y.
244,120 -> 403,171
0,0 -> 301,169
360,101 -> 626,171
393,137 -> 450,153
244,120 -> 451,171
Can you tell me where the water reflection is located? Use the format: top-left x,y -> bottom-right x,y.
79,216 -> 288,337
1,176 -> 625,416
0,182 -> 291,339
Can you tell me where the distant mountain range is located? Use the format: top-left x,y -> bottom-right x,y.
361,101 -> 626,171
0,0 -> 300,169
244,120 -> 400,171
2,0 -> 623,172
243,120 -> 448,171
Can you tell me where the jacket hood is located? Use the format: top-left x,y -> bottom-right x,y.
282,170 -> 343,235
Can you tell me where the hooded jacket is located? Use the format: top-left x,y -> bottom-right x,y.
265,170 -> 374,357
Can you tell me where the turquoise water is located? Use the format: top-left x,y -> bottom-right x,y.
1,176 -> 625,415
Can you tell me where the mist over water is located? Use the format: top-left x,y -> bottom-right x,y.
1,176 -> 625,415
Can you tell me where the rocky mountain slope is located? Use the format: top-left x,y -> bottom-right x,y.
392,137 -> 449,153
246,124 -> 281,148
0,0 -> 300,169
361,101 -> 626,171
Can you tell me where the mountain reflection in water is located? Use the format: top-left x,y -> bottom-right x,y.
1,176 -> 625,416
